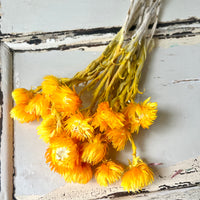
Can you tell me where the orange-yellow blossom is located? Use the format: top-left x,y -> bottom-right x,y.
51,85 -> 81,114
64,112 -> 93,141
121,157 -> 154,192
105,127 -> 131,151
95,160 -> 124,186
81,134 -> 107,165
45,136 -> 80,175
64,162 -> 92,184
42,75 -> 60,96
25,93 -> 50,119
92,102 -> 125,132
37,115 -> 64,143
10,104 -> 37,123
12,88 -> 34,105
123,97 -> 157,133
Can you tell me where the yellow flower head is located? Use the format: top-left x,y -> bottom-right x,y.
45,136 -> 80,174
139,97 -> 158,129
51,85 -> 82,114
42,75 -> 60,96
121,157 -> 154,192
95,160 -> 124,187
123,97 -> 157,133
12,88 -> 34,105
64,112 -> 93,141
25,93 -> 50,119
64,162 -> 93,184
92,102 -> 125,132
123,102 -> 140,133
81,134 -> 107,165
105,127 -> 131,151
10,104 -> 37,123
37,115 -> 64,143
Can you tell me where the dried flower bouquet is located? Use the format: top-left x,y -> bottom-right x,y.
11,0 -> 161,192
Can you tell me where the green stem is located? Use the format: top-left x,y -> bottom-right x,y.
128,134 -> 137,158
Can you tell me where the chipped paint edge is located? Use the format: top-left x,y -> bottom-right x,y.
2,18 -> 200,52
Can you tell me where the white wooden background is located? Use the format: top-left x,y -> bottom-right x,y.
1,0 -> 200,199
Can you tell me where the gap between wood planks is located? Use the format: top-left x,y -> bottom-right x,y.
1,17 -> 200,52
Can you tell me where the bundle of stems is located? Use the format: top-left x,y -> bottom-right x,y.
62,0 -> 161,112
10,0 -> 162,191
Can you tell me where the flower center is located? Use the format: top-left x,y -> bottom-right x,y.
55,147 -> 70,161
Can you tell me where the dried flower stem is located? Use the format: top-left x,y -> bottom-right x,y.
63,0 -> 161,113
128,134 -> 137,158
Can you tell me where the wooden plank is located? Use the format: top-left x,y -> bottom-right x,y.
1,0 -> 200,34
2,17 -> 200,52
0,44 -> 14,200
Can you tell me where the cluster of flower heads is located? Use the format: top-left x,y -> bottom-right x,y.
10,75 -> 157,192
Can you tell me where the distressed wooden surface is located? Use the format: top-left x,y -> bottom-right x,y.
9,34 -> 200,199
15,156 -> 200,200
1,1 -> 200,200
2,0 -> 200,34
1,17 -> 200,52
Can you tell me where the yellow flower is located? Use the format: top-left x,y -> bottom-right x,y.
42,75 -> 60,96
121,157 -> 154,192
123,97 -> 157,133
51,85 -> 81,114
81,134 -> 107,165
37,115 -> 63,143
12,88 -> 34,105
10,104 -> 37,123
123,102 -> 140,133
92,102 -> 125,132
45,136 -> 80,174
138,97 -> 158,129
25,93 -> 50,119
64,163 -> 93,184
95,160 -> 124,186
105,127 -> 131,151
64,112 -> 93,141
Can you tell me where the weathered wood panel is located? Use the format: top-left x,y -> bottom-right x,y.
2,0 -> 200,34
1,1 -> 200,199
